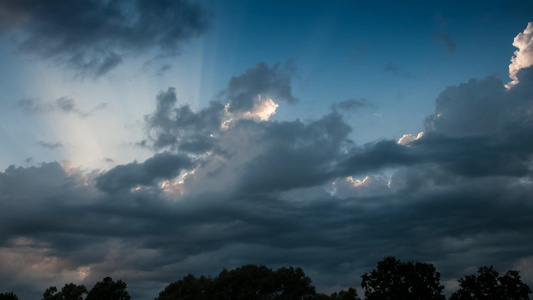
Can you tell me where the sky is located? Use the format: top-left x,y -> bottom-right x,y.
0,0 -> 533,298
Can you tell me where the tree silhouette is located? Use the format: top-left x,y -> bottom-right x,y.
329,287 -> 360,300
213,265 -> 278,300
273,266 -> 316,299
42,283 -> 87,300
156,274 -> 213,300
86,277 -> 130,300
157,264 -> 317,300
0,292 -> 19,300
361,256 -> 445,300
450,266 -> 532,300
42,286 -> 62,300
61,283 -> 88,300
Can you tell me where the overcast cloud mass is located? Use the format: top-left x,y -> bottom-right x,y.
0,1 -> 533,299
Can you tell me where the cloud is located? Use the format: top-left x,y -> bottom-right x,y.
331,98 -> 372,114
397,132 -> 424,145
157,64 -> 172,76
95,152 -> 194,193
0,0 -> 210,77
384,63 -> 400,75
144,61 -> 297,154
433,32 -> 457,54
424,67 -> 533,137
15,98 -> 45,113
347,44 -> 368,62
144,87 -> 225,153
38,140 -> 63,150
507,22 -> 533,88
222,61 -> 297,113
15,97 -> 106,117
383,63 -> 414,78
234,112 -> 352,193
2,154 -> 533,299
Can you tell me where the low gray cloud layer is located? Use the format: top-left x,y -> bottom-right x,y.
0,0 -> 209,77
2,59 -> 533,300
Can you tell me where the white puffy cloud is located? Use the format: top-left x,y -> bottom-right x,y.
221,95 -> 279,129
507,22 -> 533,89
332,175 -> 391,198
397,132 -> 424,145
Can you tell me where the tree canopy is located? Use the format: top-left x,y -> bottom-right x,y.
157,264 -> 317,300
5,258 -> 531,300
450,265 -> 532,300
85,277 -> 130,300
0,292 -> 19,300
361,256 -> 445,300
42,283 -> 88,300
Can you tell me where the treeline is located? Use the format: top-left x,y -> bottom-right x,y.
1,257 -> 531,300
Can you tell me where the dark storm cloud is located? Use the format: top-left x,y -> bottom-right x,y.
433,32 -> 457,54
145,87 -> 225,153
236,112 -> 352,193
339,129 -> 533,179
95,152 -> 194,193
425,67 -> 533,137
0,0 -> 209,77
222,61 -> 297,112
1,161 -> 533,299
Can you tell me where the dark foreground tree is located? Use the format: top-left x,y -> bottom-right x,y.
213,264 -> 278,299
156,274 -> 213,300
450,266 -> 532,300
312,288 -> 360,300
157,264 -> 317,300
61,283 -> 88,300
361,256 -> 445,300
0,292 -> 19,300
273,266 -> 316,299
43,283 -> 88,300
42,286 -> 62,300
329,287 -> 360,300
86,277 -> 130,300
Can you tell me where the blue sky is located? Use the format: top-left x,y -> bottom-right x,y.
0,1 -> 533,299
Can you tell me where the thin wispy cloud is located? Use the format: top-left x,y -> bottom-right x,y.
433,32 -> 457,54
15,97 -> 106,118
38,140 -> 63,150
